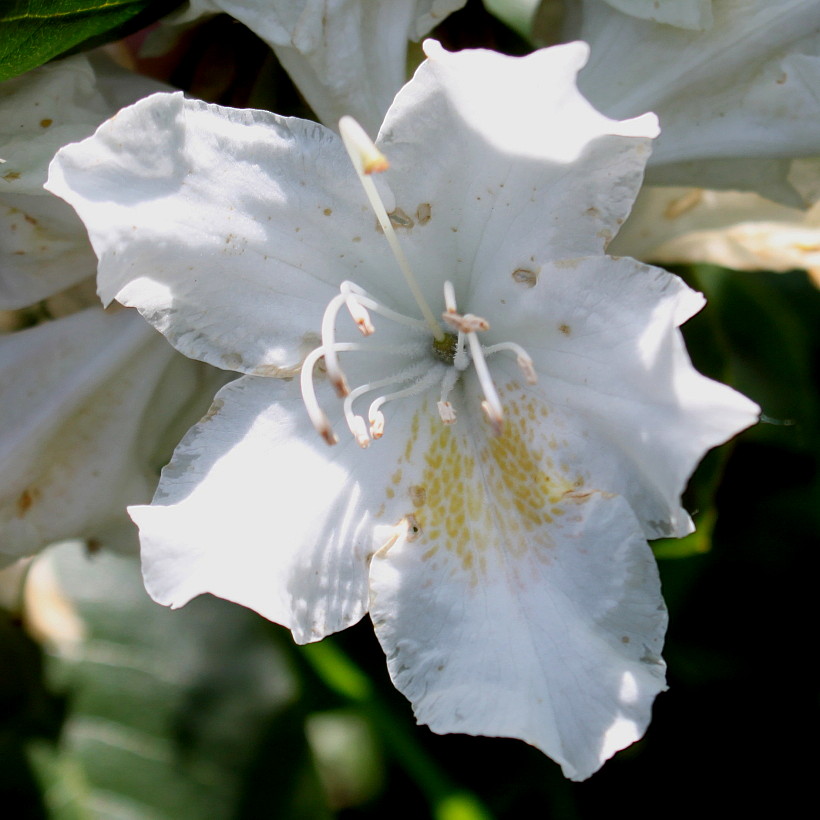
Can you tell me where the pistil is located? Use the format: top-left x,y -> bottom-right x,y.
339,116 -> 444,341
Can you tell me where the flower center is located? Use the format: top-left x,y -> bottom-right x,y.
299,117 -> 537,448
431,332 -> 458,364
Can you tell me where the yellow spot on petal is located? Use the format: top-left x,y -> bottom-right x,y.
387,389 -> 578,585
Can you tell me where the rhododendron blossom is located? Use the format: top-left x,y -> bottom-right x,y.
48,41 -> 758,779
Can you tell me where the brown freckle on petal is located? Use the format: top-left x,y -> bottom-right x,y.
23,214 -> 37,226
450,226 -> 458,233
323,207 -> 332,216
3,171 -> 21,181
512,268 -> 538,287
352,235 -> 361,242
16,488 -> 39,516
559,323 -> 571,336
388,207 -> 414,229
39,118 -> 53,128
585,206 -> 599,217
416,203 -> 431,224
86,538 -> 102,555
621,636 -> 631,644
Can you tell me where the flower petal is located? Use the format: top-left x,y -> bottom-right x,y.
0,308 -> 220,565
175,0 -> 466,133
369,478 -> 667,781
473,254 -> 759,537
0,192 -> 96,309
47,92 -> 395,374
601,0 -> 713,29
611,185 -> 820,285
0,54 -> 166,308
134,374 -> 429,642
572,0 -> 820,202
373,40 -> 658,300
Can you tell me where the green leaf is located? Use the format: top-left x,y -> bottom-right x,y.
27,542 -> 313,820
482,0 -> 540,40
0,0 -> 181,82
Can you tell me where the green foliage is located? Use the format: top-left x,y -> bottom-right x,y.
0,0 -> 181,82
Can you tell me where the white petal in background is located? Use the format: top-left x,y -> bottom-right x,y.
0,307 -> 225,565
570,0 -> 820,203
0,54 -> 166,308
602,0 -> 713,29
172,0 -> 466,133
612,185 -> 820,286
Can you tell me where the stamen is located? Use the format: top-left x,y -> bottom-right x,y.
321,293 -> 353,397
466,332 -> 504,435
339,116 -> 444,341
343,291 -> 374,335
437,401 -> 456,425
483,341 -> 538,384
341,281 -> 428,332
441,281 -> 490,333
300,344 -> 348,445
438,365 -> 461,425
349,416 -> 371,448
443,280 -> 457,314
301,340 -> 419,446
342,364 -> 429,447
442,311 -> 490,334
367,367 -> 445,438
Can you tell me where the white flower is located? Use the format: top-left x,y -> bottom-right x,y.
599,0 -> 714,29
569,0 -> 820,204
167,0 -> 467,132
611,181 -> 820,285
0,54 -> 165,308
47,40 -> 758,779
0,56 -> 225,564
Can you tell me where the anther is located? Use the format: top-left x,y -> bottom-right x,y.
369,408 -> 385,438
442,312 -> 490,334
467,331 -> 504,436
437,401 -> 457,424
483,341 -> 538,385
481,400 -> 504,435
350,416 -> 371,448
348,299 -> 374,335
